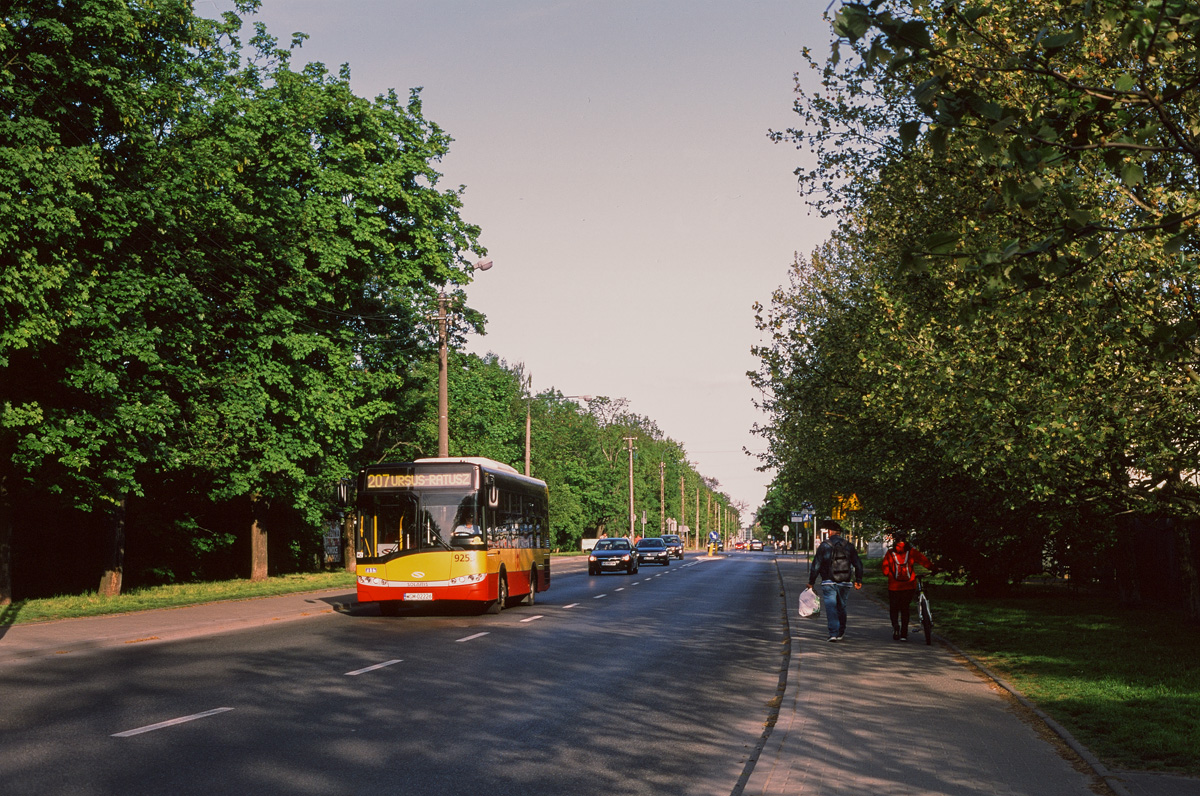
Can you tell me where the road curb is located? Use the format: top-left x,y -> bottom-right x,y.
940,639 -> 1132,796
730,557 -> 792,796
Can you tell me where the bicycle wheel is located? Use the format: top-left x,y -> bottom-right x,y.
919,593 -> 933,645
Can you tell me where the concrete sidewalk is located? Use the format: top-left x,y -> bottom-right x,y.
744,556 -> 1198,796
0,588 -> 358,666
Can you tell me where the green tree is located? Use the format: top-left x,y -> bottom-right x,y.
0,0 -> 242,601
0,1 -> 484,599
165,18 -> 483,581
759,1 -> 1200,607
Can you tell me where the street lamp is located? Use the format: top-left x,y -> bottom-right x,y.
438,258 -> 492,458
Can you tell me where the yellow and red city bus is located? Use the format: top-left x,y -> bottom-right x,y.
354,457 -> 550,615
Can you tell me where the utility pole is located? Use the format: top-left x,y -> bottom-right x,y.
624,436 -> 637,537
437,294 -> 449,457
706,492 -> 712,547
679,475 -> 685,529
659,461 -> 665,535
435,259 -> 492,460
695,487 -> 700,550
523,372 -> 532,477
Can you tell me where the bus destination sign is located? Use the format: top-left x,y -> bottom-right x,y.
364,469 -> 475,491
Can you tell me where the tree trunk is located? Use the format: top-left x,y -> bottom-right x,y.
0,474 -> 13,607
1176,521 -> 1200,623
343,512 -> 355,574
1114,517 -> 1142,606
98,498 -> 127,598
250,493 -> 268,582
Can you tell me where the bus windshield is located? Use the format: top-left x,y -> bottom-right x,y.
360,489 -> 481,560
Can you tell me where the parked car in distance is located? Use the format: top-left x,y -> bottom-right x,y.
749,538 -> 763,551
635,537 -> 670,566
588,538 -> 638,575
661,534 -> 684,559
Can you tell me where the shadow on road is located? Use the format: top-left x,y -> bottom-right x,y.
0,600 -> 24,639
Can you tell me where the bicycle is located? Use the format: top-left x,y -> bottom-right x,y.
916,576 -> 933,645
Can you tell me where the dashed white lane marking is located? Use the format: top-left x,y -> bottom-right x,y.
564,603 -> 580,609
112,707 -> 234,738
615,587 -> 625,592
520,615 -> 544,623
593,594 -> 607,599
345,659 -> 403,676
456,632 -> 490,643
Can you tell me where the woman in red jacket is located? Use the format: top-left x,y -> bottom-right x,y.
882,532 -> 933,641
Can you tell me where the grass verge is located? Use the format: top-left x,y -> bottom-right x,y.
0,571 -> 356,626
863,559 -> 1200,776
1,552 -> 587,625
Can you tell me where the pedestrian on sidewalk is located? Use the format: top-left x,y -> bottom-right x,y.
882,531 -> 933,641
806,520 -> 863,642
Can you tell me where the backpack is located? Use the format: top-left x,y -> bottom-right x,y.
829,537 -> 853,583
888,549 -> 915,583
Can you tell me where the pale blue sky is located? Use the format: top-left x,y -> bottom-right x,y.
217,0 -> 839,521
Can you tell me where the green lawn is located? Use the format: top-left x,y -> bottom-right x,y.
864,560 -> 1200,776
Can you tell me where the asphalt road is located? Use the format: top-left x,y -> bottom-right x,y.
0,553 -> 786,796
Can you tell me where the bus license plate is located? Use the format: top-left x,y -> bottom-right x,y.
404,593 -> 434,601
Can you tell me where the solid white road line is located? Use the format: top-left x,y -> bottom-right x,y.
345,659 -> 403,676
112,707 -> 234,738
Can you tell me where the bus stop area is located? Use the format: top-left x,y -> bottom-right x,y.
747,556 -> 1198,796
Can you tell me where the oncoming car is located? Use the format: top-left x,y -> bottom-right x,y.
749,539 -> 763,551
588,538 -> 639,575
636,537 -> 670,566
661,534 -> 684,559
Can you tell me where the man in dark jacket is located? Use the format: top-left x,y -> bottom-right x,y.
805,520 -> 864,642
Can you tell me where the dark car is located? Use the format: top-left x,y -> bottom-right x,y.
588,538 -> 639,575
636,537 -> 670,566
661,534 -> 684,559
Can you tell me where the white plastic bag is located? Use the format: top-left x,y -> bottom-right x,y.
798,587 -> 820,618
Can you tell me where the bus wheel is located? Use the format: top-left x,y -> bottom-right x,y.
488,574 -> 508,614
522,568 -> 537,606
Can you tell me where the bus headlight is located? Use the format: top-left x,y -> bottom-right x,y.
449,573 -> 487,586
